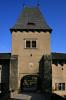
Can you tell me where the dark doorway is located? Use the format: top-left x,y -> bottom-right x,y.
0,59 -> 10,95
20,75 -> 38,92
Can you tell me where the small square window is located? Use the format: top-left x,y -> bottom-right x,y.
25,39 -> 37,49
55,83 -> 65,91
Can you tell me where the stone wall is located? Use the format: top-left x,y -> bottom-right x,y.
12,31 -> 51,91
52,60 -> 66,96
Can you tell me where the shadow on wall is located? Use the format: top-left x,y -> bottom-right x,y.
30,93 -> 65,100
0,59 -> 10,100
39,55 -> 52,92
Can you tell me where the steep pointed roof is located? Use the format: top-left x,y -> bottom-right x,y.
10,7 -> 52,32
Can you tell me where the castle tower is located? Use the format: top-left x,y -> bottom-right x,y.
10,7 -> 52,95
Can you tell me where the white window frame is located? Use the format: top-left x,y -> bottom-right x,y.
24,39 -> 37,49
55,83 -> 65,91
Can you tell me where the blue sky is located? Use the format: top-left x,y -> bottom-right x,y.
0,0 -> 66,53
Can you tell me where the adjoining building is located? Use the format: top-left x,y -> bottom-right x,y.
0,6 -> 66,97
0,53 -> 11,94
52,53 -> 66,96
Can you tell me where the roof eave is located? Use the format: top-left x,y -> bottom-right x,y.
10,28 -> 52,33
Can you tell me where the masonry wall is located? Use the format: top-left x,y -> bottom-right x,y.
12,31 -> 51,89
52,62 -> 66,96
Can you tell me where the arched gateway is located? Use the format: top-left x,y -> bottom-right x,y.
20,75 -> 38,92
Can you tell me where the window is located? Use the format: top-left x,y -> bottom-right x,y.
55,83 -> 65,91
32,41 -> 36,48
26,41 -> 31,48
25,40 -> 37,49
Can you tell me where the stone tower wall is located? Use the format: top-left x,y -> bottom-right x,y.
12,31 -> 51,90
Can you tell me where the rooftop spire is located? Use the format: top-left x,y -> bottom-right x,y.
22,0 -> 26,8
37,0 -> 40,7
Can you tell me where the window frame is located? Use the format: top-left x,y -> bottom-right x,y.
32,40 -> 36,48
55,83 -> 65,91
26,40 -> 31,48
24,39 -> 37,49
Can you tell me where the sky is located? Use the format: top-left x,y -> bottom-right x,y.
0,0 -> 66,53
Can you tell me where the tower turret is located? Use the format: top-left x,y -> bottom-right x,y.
10,7 -> 52,95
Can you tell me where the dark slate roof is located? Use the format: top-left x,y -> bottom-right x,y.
0,53 -> 11,59
52,52 -> 66,60
10,7 -> 52,32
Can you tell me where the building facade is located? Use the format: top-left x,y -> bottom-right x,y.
0,7 -> 66,97
52,53 -> 66,96
11,7 -> 52,93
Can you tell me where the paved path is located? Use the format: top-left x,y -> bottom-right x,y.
10,92 -> 50,100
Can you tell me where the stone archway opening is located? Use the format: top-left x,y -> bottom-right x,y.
20,75 -> 38,92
